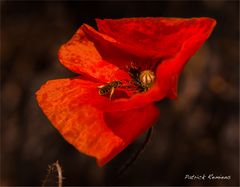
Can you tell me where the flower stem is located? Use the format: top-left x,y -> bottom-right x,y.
118,126 -> 153,177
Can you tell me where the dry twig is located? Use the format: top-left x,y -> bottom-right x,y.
42,160 -> 63,187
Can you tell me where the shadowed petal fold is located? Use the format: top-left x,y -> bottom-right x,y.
155,18 -> 216,99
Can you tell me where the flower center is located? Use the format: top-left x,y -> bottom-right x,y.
126,62 -> 155,93
97,63 -> 156,100
139,70 -> 155,91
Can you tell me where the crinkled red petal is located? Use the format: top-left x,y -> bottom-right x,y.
96,17 -> 215,59
36,78 -> 159,166
58,26 -> 129,83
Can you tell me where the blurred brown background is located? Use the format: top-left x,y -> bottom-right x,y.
1,1 -> 239,186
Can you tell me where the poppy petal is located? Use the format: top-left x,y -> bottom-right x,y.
104,103 -> 159,146
102,103 -> 159,165
36,78 -> 159,166
96,17 -> 214,57
94,18 -> 215,70
81,24 -> 138,70
58,26 -> 129,82
155,18 -> 216,99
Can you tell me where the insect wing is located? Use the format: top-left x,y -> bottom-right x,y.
97,85 -> 105,89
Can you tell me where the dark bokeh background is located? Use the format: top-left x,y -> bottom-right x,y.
1,1 -> 239,186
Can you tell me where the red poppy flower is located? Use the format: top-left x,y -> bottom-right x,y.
36,17 -> 216,166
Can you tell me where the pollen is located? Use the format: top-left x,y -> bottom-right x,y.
139,70 -> 155,89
